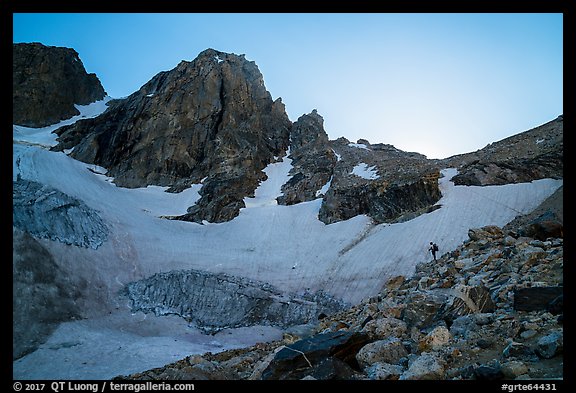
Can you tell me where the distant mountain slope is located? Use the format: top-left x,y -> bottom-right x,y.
440,115 -> 563,185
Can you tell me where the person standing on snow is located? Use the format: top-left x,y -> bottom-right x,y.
429,241 -> 439,261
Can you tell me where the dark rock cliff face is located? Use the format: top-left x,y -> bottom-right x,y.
53,48 -> 292,223
277,110 -> 337,205
442,116 -> 563,186
13,42 -> 106,127
318,139 -> 441,224
13,228 -> 81,360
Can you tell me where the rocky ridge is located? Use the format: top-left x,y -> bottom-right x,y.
117,187 -> 563,380
441,116 -> 563,186
39,46 -> 563,228
13,42 -> 106,127
45,46 -> 448,226
13,44 -> 564,228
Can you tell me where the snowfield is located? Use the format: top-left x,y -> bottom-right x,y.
13,99 -> 563,379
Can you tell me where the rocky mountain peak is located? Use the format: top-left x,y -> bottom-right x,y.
277,110 -> 336,206
35,45 -> 447,226
13,42 -> 106,127
53,48 -> 292,222
290,109 -> 329,150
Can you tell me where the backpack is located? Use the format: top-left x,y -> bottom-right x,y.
433,243 -> 439,252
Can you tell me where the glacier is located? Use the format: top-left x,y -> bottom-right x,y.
12,100 -> 563,379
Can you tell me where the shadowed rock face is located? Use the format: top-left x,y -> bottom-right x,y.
319,170 -> 441,224
53,48 -> 292,223
13,42 -> 106,127
318,139 -> 441,224
13,229 -> 81,360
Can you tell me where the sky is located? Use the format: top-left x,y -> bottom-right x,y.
13,102 -> 563,378
12,13 -> 562,159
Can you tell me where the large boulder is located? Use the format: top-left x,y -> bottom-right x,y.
260,331 -> 371,380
